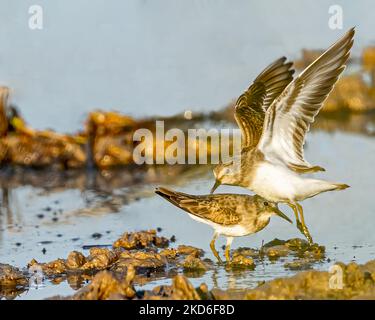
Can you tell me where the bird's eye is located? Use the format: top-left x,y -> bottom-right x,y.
263,202 -> 269,206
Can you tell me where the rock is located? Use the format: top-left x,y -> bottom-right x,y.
181,255 -> 207,271
28,258 -> 67,275
143,275 -> 202,300
0,96 -> 87,168
0,263 -> 28,287
177,245 -> 204,258
301,244 -> 325,259
0,286 -> 27,300
285,238 -> 310,251
113,230 -> 169,250
111,251 -> 165,274
66,251 -> 86,269
28,248 -> 118,275
169,275 -> 201,300
229,254 -> 255,270
245,260 -> 375,299
263,238 -> 287,248
81,248 -> 118,271
86,111 -> 137,167
265,245 -> 290,260
73,267 -> 136,300
210,288 -> 233,300
159,248 -> 179,260
148,285 -> 173,299
196,283 -> 213,300
284,258 -> 314,270
233,247 -> 259,258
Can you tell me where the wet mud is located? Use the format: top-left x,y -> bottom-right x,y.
1,229 -> 360,300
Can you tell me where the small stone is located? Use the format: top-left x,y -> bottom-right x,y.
177,245 -> 204,258
266,245 -> 290,259
284,258 -> 314,270
182,255 -> 207,271
263,238 -> 287,248
159,248 -> 178,259
0,264 -> 28,287
92,233 -> 102,240
230,254 -> 255,269
66,251 -> 87,269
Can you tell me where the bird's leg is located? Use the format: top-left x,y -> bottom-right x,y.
210,232 -> 222,263
225,237 -> 234,264
286,202 -> 304,234
296,203 -> 313,245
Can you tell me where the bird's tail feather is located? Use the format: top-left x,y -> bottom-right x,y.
155,186 -> 193,205
302,179 -> 350,200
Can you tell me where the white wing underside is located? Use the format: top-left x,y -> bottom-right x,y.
257,28 -> 355,171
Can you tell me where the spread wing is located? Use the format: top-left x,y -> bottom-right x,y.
235,57 -> 294,149
257,28 -> 354,173
155,187 -> 242,225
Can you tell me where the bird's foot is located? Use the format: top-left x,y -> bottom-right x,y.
212,251 -> 223,264
303,227 -> 314,245
297,221 -> 313,245
296,220 -> 304,234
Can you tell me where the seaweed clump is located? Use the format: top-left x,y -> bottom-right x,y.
26,229 -> 210,294
244,260 -> 375,300
0,263 -> 28,300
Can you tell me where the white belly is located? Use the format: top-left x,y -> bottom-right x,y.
249,162 -> 300,202
188,214 -> 251,237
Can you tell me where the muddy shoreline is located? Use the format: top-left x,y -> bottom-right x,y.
2,229 -> 373,300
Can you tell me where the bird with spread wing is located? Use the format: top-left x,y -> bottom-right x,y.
211,28 -> 354,244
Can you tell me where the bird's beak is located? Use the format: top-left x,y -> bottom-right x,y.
210,180 -> 221,194
275,207 -> 292,223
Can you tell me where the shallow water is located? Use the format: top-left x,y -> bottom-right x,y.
1,119 -> 375,299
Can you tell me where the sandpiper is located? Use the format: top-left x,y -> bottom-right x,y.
155,187 -> 291,263
211,28 -> 354,244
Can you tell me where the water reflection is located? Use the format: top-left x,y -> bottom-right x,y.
0,164 -> 213,225
0,188 -> 23,239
